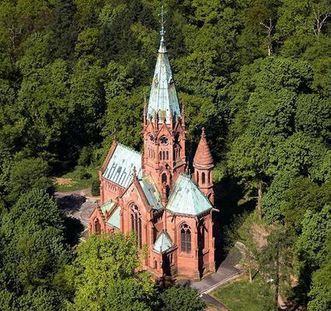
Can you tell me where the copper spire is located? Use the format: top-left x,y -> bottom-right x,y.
147,4 -> 180,124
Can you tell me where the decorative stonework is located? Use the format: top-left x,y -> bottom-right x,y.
89,31 -> 216,280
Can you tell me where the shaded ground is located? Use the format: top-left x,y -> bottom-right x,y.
55,189 -> 98,238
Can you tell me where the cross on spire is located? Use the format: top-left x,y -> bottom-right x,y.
159,4 -> 167,40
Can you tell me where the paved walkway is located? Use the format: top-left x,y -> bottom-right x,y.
192,248 -> 242,294
191,247 -> 243,310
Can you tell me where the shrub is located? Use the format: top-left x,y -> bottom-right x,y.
91,178 -> 100,196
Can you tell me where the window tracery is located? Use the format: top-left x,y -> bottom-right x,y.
130,204 -> 142,249
180,223 -> 191,253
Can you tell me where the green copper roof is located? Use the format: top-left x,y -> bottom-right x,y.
153,231 -> 173,253
139,178 -> 162,210
101,200 -> 116,214
167,175 -> 212,216
103,143 -> 142,188
107,206 -> 121,229
147,34 -> 181,123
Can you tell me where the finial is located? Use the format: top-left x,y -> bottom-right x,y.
160,5 -> 165,38
201,127 -> 206,138
133,166 -> 137,178
158,4 -> 167,53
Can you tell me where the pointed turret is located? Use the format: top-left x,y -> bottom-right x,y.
147,22 -> 180,124
193,128 -> 214,204
194,128 -> 214,169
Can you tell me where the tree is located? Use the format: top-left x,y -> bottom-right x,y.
160,285 -> 206,311
102,90 -> 144,150
295,205 -> 330,296
5,157 -> 53,203
0,189 -> 70,310
258,228 -> 295,309
67,234 -> 156,311
282,178 -> 330,233
308,256 -> 331,311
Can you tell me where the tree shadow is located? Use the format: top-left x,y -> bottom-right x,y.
56,194 -> 86,213
214,176 -> 256,270
63,216 -> 84,247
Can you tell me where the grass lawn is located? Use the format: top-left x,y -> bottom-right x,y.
212,276 -> 275,311
54,166 -> 98,192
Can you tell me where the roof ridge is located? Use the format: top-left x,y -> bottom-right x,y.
117,142 -> 141,156
166,173 -> 212,216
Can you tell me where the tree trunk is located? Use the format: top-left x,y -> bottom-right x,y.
260,18 -> 273,56
274,246 -> 280,310
248,253 -> 252,283
257,181 -> 263,220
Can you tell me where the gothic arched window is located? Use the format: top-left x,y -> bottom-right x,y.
180,223 -> 191,253
94,218 -> 101,235
130,205 -> 142,249
202,172 -> 206,184
162,173 -> 167,184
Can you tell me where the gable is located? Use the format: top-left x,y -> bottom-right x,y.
102,143 -> 142,188
153,231 -> 173,253
107,206 -> 121,229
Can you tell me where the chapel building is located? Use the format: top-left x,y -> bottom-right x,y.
88,29 -> 216,279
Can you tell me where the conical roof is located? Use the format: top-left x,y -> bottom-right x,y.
147,31 -> 181,124
193,128 -> 214,168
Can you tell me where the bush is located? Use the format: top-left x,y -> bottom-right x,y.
77,147 -> 93,167
91,178 -> 100,196
77,167 -> 92,180
160,285 -> 206,311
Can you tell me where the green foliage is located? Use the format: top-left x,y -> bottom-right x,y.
91,178 -> 100,196
102,90 -> 144,150
258,228 -> 295,301
296,205 -> 330,270
308,255 -> 331,311
6,157 -> 53,204
0,189 -> 70,310
0,0 -> 330,309
160,285 -> 206,311
54,166 -> 97,192
67,234 -> 156,310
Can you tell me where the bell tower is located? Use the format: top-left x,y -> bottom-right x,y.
142,20 -> 186,199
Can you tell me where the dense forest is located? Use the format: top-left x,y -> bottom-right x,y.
0,0 -> 330,310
